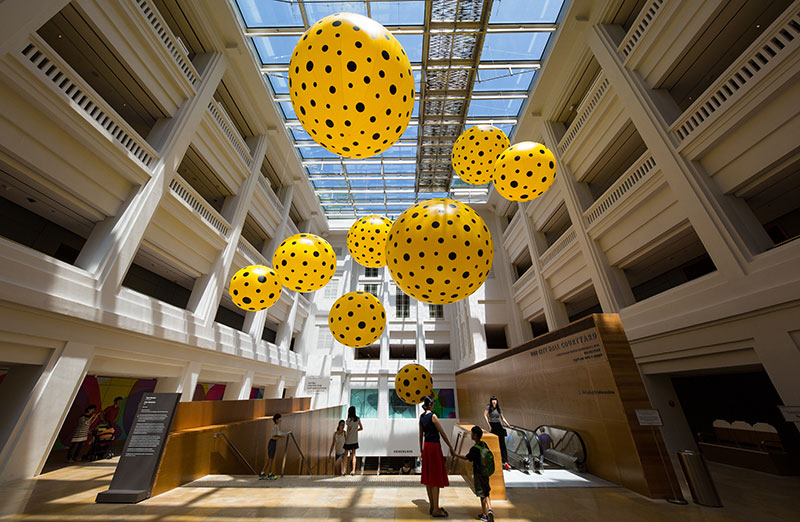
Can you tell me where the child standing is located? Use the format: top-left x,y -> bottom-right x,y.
66,405 -> 99,463
328,420 -> 347,476
455,426 -> 494,522
260,414 -> 291,480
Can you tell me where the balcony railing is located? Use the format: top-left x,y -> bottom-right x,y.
670,6 -> 800,144
19,35 -> 157,171
539,226 -> 577,269
584,152 -> 656,227
208,99 -> 253,169
258,175 -> 284,212
133,0 -> 199,88
237,237 -> 268,266
557,73 -> 610,156
168,175 -> 231,238
618,0 -> 666,60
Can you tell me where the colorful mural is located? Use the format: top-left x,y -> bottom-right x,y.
432,388 -> 457,419
192,383 -> 227,401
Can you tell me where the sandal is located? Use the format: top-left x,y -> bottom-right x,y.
432,511 -> 448,518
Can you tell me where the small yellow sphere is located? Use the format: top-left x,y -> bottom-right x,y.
451,125 -> 510,185
228,265 -> 282,312
493,142 -> 557,201
328,291 -> 386,348
272,233 -> 337,292
395,363 -> 433,405
346,214 -> 393,267
289,12 -> 415,158
386,199 -> 494,305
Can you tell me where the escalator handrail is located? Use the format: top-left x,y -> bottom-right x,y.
505,424 -> 537,460
533,424 -> 588,465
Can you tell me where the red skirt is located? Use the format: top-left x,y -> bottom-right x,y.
421,441 -> 449,488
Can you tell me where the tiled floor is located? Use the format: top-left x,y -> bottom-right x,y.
1,458 -> 798,521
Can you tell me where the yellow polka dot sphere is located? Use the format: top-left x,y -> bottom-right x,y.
272,233 -> 337,293
451,125 -> 510,185
395,363 -> 433,405
289,12 -> 415,158
228,265 -> 282,312
493,142 -> 557,201
328,291 -> 386,348
347,214 -> 393,267
386,198 -> 494,305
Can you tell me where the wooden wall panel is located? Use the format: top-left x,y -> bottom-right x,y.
450,424 -> 506,500
455,314 -> 681,499
151,403 -> 342,497
170,397 -> 311,432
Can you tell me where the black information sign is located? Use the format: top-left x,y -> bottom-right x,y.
96,392 -> 181,503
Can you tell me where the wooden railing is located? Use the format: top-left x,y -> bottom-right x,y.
584,152 -> 657,227
670,5 -> 800,144
19,35 -> 157,171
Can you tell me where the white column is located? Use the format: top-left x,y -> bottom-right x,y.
540,121 -> 636,313
154,361 -> 202,402
222,370 -> 255,401
267,376 -> 286,399
276,292 -> 300,353
641,373 -> 698,469
187,136 -> 268,325
0,0 -> 68,55
74,53 -> 226,295
378,371 -> 389,419
0,342 -> 94,482
485,212 -> 528,345
587,24 -> 772,278
519,205 -> 570,330
753,330 -> 800,434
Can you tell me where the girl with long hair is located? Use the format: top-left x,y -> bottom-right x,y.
328,419 -> 347,476
419,396 -> 454,517
344,406 -> 363,475
484,395 -> 512,470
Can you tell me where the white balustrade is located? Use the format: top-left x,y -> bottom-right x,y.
671,7 -> 800,144
237,237 -> 268,266
168,175 -> 231,238
208,99 -> 253,168
584,153 -> 656,227
133,0 -> 199,88
258,175 -> 284,212
618,0 -> 666,59
557,73 -> 610,156
19,36 -> 157,171
539,226 -> 577,269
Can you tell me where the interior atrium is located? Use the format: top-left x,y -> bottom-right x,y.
0,0 -> 798,520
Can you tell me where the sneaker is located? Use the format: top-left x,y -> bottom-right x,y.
487,510 -> 495,522
267,473 -> 277,480
477,516 -> 488,522
258,472 -> 267,480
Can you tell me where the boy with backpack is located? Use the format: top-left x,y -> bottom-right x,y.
454,426 -> 495,522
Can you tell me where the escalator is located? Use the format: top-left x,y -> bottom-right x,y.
505,425 -> 587,473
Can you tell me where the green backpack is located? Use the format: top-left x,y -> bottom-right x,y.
474,442 -> 495,476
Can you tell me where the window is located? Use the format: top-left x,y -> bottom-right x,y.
390,344 -> 416,359
425,344 -> 451,360
485,325 -> 509,349
324,278 -> 340,298
362,283 -> 380,297
428,304 -> 444,320
364,267 -> 380,278
395,288 -> 410,318
349,389 -> 378,418
389,390 -> 416,419
354,344 -> 381,360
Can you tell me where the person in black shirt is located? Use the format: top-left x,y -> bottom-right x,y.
419,396 -> 454,517
454,426 -> 494,522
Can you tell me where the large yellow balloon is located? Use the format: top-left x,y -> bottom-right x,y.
272,233 -> 337,292
451,125 -> 510,185
395,363 -> 433,405
493,142 -> 557,201
289,12 -> 414,158
229,265 -> 282,311
386,199 -> 494,305
347,214 -> 393,267
328,291 -> 386,348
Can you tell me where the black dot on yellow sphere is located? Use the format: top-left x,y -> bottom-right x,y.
347,214 -> 393,268
451,125 -> 510,185
229,265 -> 282,312
395,363 -> 433,405
328,291 -> 386,348
272,233 -> 337,293
289,12 -> 414,159
386,198 -> 494,305
493,141 -> 557,202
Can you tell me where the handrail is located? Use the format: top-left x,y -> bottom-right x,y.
533,424 -> 588,466
280,432 -> 313,477
213,432 -> 258,475
506,425 -> 537,470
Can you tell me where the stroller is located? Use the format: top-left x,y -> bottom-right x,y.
84,422 -> 116,461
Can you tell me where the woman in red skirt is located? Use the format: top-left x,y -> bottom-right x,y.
419,396 -> 454,517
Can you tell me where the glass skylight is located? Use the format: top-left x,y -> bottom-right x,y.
234,0 -> 566,219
